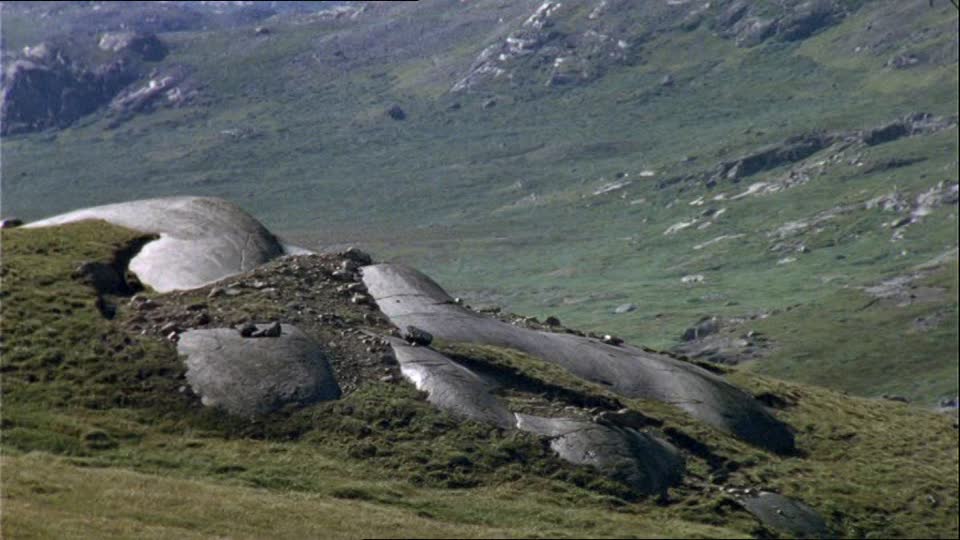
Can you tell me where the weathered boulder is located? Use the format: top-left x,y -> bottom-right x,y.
361,264 -> 796,453
109,65 -> 195,116
177,325 -> 341,417
0,46 -> 137,136
714,0 -> 846,47
401,325 -> 434,346
26,197 -> 291,292
1,58 -> 112,135
862,112 -> 957,146
98,32 -> 168,61
0,217 -> 24,229
681,316 -> 719,342
386,104 -> 406,120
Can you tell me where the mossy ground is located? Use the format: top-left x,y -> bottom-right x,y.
2,222 -> 957,538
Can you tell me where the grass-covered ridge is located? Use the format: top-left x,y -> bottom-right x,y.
2,222 -> 958,538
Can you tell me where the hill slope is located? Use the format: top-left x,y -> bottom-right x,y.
0,1 -> 957,409
1,220 -> 958,538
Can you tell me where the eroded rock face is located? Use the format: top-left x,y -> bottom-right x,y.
389,338 -> 683,494
390,339 -> 515,429
177,324 -> 341,417
740,491 -> 830,538
98,32 -> 168,61
515,414 -> 683,495
0,51 -> 136,135
109,64 -> 197,116
362,264 -> 795,453
26,197 -> 289,292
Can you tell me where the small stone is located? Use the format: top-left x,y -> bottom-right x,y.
166,331 -> 179,342
331,270 -> 353,281
224,287 -> 243,297
138,299 -> 160,311
252,321 -> 283,338
178,385 -> 188,393
254,26 -> 270,35
351,293 -> 372,305
346,282 -> 367,293
614,303 -> 637,314
890,216 -> 912,228
0,217 -> 24,229
208,287 -> 224,298
544,316 -> 561,326
882,394 -> 909,403
402,325 -> 433,346
341,247 -> 373,265
602,334 -> 623,346
387,104 -> 406,120
379,374 -> 396,383
160,322 -> 180,334
341,259 -> 359,273
238,322 -> 258,337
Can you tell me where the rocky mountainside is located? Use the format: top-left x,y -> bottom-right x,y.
1,2 -> 956,397
1,198 -> 957,538
0,2 -> 957,534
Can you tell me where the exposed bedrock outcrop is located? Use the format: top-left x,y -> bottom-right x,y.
177,324 -> 341,417
390,339 -> 515,429
362,264 -> 795,454
740,491 -> 831,538
515,413 -> 683,496
389,338 -> 684,495
0,49 -> 137,135
26,196 -> 296,292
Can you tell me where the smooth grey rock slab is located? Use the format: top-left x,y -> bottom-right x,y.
390,338 -> 515,429
740,492 -> 831,538
26,196 -> 287,292
362,264 -> 794,453
177,324 -> 341,417
515,414 -> 684,495
388,338 -> 682,494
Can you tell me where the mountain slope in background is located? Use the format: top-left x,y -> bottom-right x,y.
1,0 -> 957,409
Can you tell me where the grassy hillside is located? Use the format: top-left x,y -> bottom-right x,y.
1,222 -> 957,538
1,0 -> 957,404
